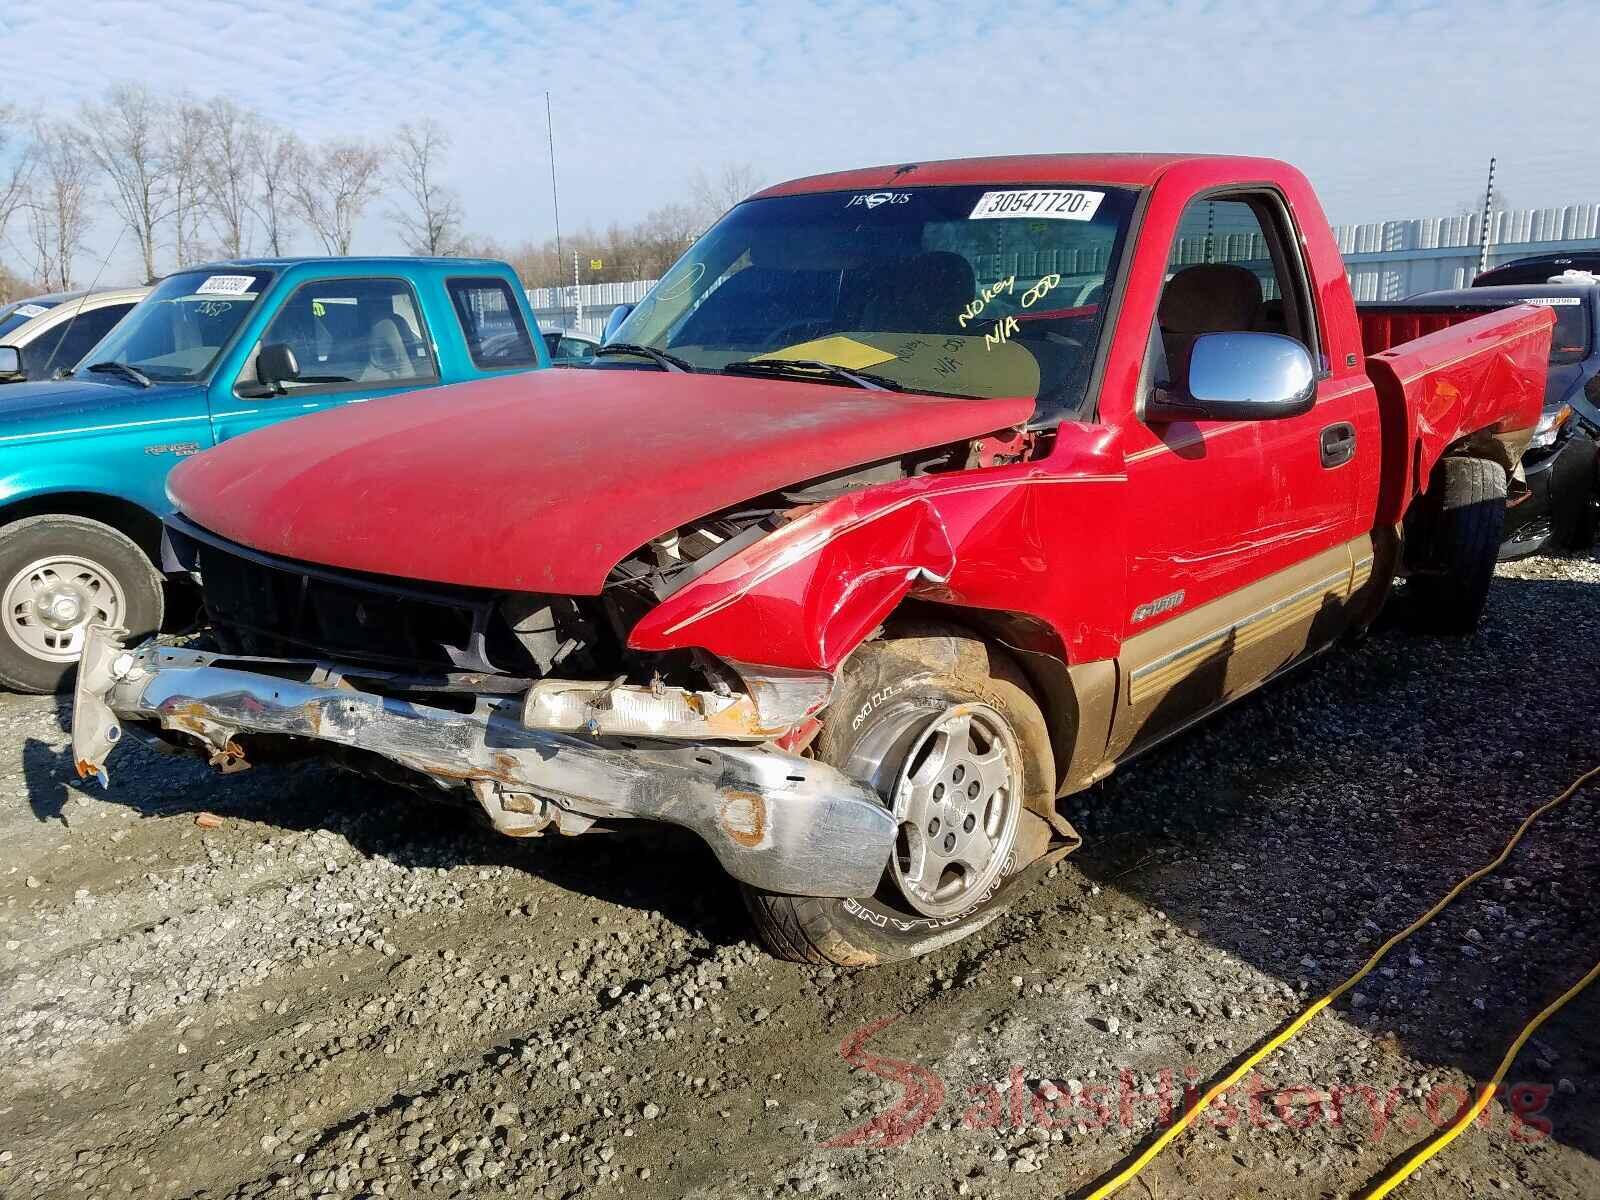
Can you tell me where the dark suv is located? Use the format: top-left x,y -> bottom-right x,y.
1403,279 -> 1599,557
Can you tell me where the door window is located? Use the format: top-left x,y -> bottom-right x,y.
449,278 -> 538,368
1156,194 -> 1317,391
241,277 -> 437,393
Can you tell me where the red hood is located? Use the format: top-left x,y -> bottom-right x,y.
170,370 -> 1033,594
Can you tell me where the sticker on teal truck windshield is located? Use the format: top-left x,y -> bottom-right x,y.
14,303 -> 47,318
969,189 -> 1104,221
194,274 -> 256,297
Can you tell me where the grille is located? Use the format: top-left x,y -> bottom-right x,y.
172,520 -> 512,675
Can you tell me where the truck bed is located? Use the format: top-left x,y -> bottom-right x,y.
1356,301 -> 1508,355
1357,302 -> 1554,521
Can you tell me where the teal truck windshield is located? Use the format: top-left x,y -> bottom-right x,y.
80,269 -> 274,381
611,184 -> 1136,415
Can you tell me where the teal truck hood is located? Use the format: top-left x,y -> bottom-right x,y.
0,377 -> 208,445
0,376 -> 212,519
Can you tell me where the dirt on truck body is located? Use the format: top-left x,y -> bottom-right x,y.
72,153 -> 1552,966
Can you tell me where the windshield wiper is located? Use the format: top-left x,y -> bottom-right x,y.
722,358 -> 904,392
86,361 -> 152,388
593,343 -> 694,373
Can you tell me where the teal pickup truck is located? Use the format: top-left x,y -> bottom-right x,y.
0,256 -> 547,692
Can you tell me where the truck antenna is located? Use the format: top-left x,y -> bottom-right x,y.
37,224 -> 126,382
546,91 -> 563,279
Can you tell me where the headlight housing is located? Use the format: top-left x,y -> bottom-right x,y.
1528,405 -> 1573,450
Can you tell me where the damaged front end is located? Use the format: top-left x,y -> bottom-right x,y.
74,430 -> 1050,902
72,627 -> 895,897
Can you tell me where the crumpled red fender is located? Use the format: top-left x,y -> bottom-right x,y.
629,428 -> 1128,672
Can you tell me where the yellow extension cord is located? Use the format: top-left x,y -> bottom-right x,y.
1082,764 -> 1600,1200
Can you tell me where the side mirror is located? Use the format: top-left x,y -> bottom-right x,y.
0,345 -> 21,380
602,304 -> 634,345
256,342 -> 300,390
1148,331 -> 1316,422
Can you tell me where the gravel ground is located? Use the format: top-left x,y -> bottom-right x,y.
2,550 -> 1598,1199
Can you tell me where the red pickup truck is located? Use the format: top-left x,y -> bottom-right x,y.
73,155 -> 1551,966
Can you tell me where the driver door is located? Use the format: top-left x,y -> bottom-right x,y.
1109,192 -> 1358,760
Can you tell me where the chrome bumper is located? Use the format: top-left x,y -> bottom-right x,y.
71,628 -> 896,898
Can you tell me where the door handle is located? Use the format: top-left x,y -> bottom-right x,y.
1320,422 -> 1356,468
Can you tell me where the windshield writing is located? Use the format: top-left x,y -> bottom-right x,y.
610,184 -> 1136,416
79,270 -> 273,382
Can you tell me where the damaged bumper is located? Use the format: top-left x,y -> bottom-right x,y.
71,628 -> 896,898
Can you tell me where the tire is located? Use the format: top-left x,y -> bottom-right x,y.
742,628 -> 1056,967
1562,496 -> 1600,554
0,514 -> 164,693
1551,437 -> 1600,554
1405,457 -> 1506,635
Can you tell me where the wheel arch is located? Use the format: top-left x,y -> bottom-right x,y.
875,598 -> 1101,803
0,492 -> 165,566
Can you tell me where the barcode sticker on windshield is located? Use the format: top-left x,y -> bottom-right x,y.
969,190 -> 1105,222
194,274 -> 255,297
14,303 -> 47,318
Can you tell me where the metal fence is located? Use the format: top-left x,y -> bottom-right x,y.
527,203 -> 1600,331
1336,204 -> 1600,300
528,279 -> 657,337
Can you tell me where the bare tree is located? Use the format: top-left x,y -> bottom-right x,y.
199,98 -> 257,259
291,138 -> 383,255
0,104 -> 33,243
21,122 -> 92,290
248,122 -> 300,256
688,162 -> 763,224
0,262 -> 30,305
388,120 -> 463,255
77,84 -> 169,282
166,98 -> 209,266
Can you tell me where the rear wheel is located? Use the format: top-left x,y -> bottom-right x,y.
0,515 -> 163,693
1405,456 -> 1506,635
742,629 -> 1056,966
1550,434 -> 1600,553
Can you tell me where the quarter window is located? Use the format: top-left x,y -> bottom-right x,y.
448,278 -> 538,368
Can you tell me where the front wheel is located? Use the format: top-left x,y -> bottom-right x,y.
742,629 -> 1057,966
0,515 -> 164,693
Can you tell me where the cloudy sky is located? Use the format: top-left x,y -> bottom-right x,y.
8,0 -> 1595,277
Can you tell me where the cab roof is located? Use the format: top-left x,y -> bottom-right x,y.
167,256 -> 514,274
753,153 -> 1277,199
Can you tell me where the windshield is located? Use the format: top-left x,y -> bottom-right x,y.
610,183 -> 1137,416
1512,296 -> 1592,365
76,269 -> 274,381
0,298 -> 60,339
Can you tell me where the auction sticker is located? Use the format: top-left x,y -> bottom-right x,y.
14,303 -> 47,318
969,189 -> 1104,221
194,274 -> 256,297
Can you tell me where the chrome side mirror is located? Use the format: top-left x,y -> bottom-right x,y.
602,304 -> 634,345
1149,331 -> 1316,422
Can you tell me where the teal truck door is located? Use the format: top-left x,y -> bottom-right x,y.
209,275 -> 444,443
